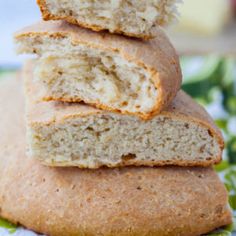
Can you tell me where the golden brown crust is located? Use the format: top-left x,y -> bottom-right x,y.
0,74 -> 232,236
37,0 -> 157,40
23,62 -> 224,167
15,20 -> 182,120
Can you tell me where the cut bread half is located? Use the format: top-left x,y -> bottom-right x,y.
15,21 -> 182,120
24,62 -> 223,168
0,74 -> 232,236
37,0 -> 180,39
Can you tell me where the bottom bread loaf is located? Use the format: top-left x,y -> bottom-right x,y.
0,74 -> 232,236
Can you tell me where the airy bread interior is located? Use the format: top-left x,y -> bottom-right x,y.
28,113 -> 221,168
43,0 -> 179,36
17,36 -> 158,115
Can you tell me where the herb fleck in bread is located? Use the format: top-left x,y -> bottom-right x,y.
37,0 -> 180,39
15,20 -> 182,120
0,75 -> 232,236
24,62 -> 223,168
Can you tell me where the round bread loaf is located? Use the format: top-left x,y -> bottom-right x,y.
0,75 -> 232,236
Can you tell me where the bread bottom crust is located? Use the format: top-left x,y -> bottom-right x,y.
0,73 -> 232,236
39,155 -> 221,169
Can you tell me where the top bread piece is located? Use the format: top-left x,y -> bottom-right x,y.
0,75 -> 232,236
37,0 -> 180,39
15,21 -> 182,120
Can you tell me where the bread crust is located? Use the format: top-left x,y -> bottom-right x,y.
0,74 -> 232,236
37,0 -> 159,40
24,62 -> 224,168
15,20 -> 182,120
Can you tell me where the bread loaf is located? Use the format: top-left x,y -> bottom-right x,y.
15,21 -> 182,120
0,74 -> 232,236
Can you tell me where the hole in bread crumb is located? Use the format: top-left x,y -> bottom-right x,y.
121,153 -> 136,161
198,174 -> 204,179
104,128 -> 111,132
199,145 -> 206,153
69,10 -> 73,16
184,123 -> 189,129
87,127 -> 94,131
136,186 -> 142,190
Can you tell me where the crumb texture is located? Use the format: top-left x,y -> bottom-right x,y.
19,36 -> 158,114
43,0 -> 179,37
28,113 -> 221,168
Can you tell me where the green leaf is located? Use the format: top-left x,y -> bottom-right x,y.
181,56 -> 222,84
215,161 -> 230,172
205,230 -> 231,236
221,58 -> 236,87
228,138 -> 236,164
215,119 -> 228,131
225,97 -> 236,115
0,218 -> 17,233
229,194 -> 236,211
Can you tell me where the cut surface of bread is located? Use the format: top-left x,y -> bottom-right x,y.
15,21 -> 182,120
24,63 -> 223,168
37,0 -> 180,39
0,75 -> 232,236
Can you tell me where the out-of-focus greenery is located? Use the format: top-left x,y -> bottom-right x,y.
0,68 -> 17,83
181,56 -> 236,235
0,68 -> 17,75
182,56 -> 236,165
0,218 -> 16,233
206,222 -> 235,236
182,56 -> 236,112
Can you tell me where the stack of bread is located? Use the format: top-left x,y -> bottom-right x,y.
0,1 -> 232,235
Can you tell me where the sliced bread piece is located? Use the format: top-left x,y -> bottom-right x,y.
15,20 -> 182,120
37,0 -> 180,39
24,62 -> 223,168
0,76 -> 232,236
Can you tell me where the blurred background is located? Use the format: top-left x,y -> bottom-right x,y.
1,0 -> 236,65
0,0 -> 235,235
0,0 -> 40,67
